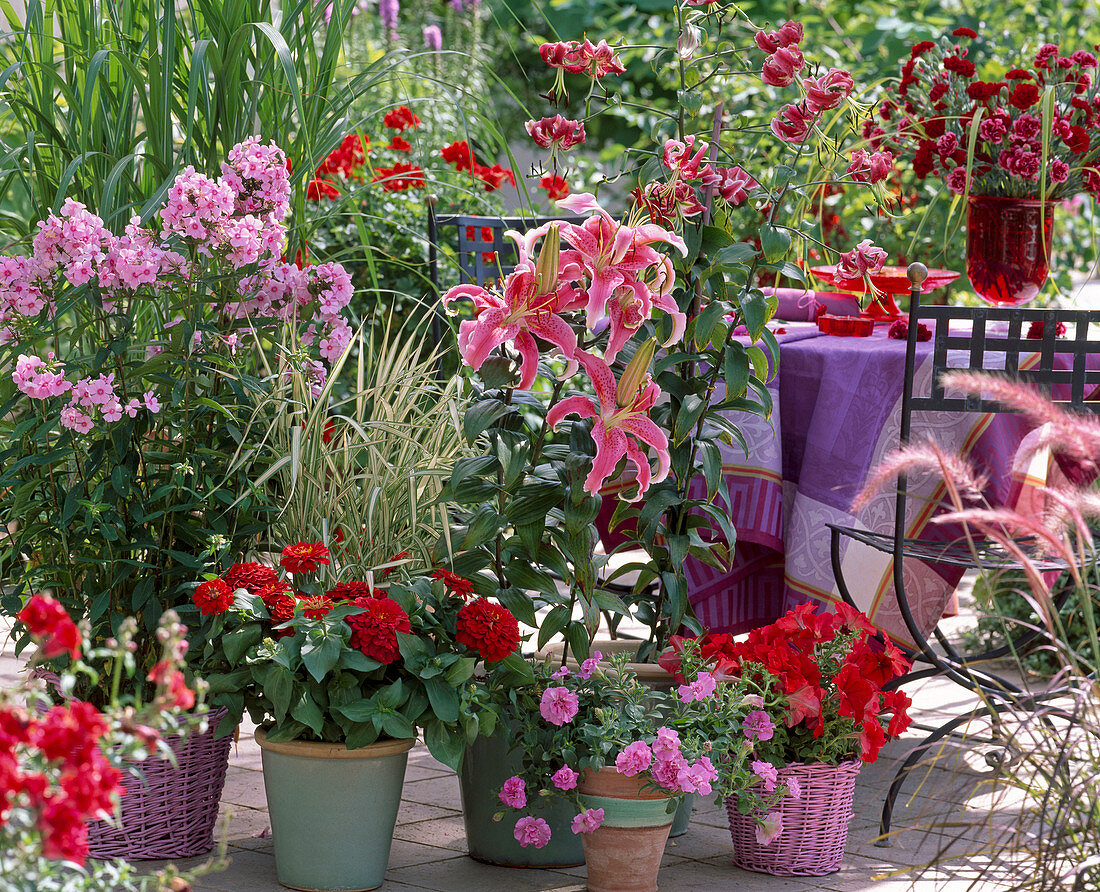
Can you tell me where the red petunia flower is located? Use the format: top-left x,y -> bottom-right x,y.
1027,320 -> 1067,339
326,580 -> 380,602
345,597 -> 411,663
455,598 -> 521,663
298,594 -> 334,621
539,174 -> 570,200
223,562 -> 280,596
17,594 -> 81,660
280,542 -> 331,574
193,579 -> 235,616
383,105 -> 421,132
431,568 -> 475,600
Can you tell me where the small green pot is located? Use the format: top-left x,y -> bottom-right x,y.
459,731 -> 584,867
256,728 -> 414,892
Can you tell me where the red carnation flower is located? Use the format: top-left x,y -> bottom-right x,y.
17,594 -> 81,660
1027,320 -> 1067,339
1065,125 -> 1091,154
345,597 -> 411,664
298,594 -> 334,621
928,81 -> 949,101
326,580 -> 380,602
223,562 -> 280,596
280,542 -> 331,574
1009,82 -> 1040,109
910,40 -> 935,58
1004,68 -> 1033,80
455,598 -> 521,663
943,54 -> 976,78
383,105 -> 421,132
965,81 -> 1005,101
951,26 -> 977,39
431,568 -> 475,600
193,579 -> 235,616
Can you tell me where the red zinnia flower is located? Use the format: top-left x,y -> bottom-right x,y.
1009,82 -> 1040,109
298,594 -> 334,621
259,584 -> 296,632
345,597 -> 411,664
539,174 -> 570,200
327,580 -> 380,601
223,562 -> 280,596
455,598 -> 521,663
383,105 -> 421,132
17,594 -> 81,660
193,579 -> 235,616
280,542 -> 331,574
431,568 -> 475,600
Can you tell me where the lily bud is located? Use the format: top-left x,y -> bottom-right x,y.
535,224 -> 561,293
677,24 -> 701,60
616,338 -> 656,407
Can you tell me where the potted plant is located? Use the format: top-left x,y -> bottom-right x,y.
877,31 -> 1100,305
491,645 -> 774,892
191,542 -> 528,892
2,592 -> 210,889
661,602 -> 913,876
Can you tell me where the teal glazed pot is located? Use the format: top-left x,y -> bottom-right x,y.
459,730 -> 585,867
256,727 -> 414,892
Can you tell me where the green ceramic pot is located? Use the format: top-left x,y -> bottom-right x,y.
256,728 -> 414,892
459,730 -> 585,867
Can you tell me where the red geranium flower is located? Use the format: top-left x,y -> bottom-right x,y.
539,174 -> 570,200
388,135 -> 412,152
345,596 -> 411,663
383,105 -> 421,132
298,594 -> 334,621
474,163 -> 516,192
372,162 -> 426,192
193,579 -> 235,616
306,177 -> 340,201
223,562 -> 280,596
431,568 -> 474,600
17,594 -> 81,660
455,598 -> 520,663
280,542 -> 331,574
326,580 -> 380,601
441,140 -> 477,172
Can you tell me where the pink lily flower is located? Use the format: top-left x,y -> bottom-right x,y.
603,256 -> 685,362
546,350 -> 669,500
555,193 -> 687,328
442,260 -> 582,390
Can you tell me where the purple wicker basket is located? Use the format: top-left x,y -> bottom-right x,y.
87,707 -> 234,861
725,760 -> 861,876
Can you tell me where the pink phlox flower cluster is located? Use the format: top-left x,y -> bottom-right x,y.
12,354 -> 71,400
220,137 -> 292,219
499,775 -> 527,808
0,257 -> 49,337
846,149 -> 894,184
570,807 -> 604,834
743,709 -> 775,741
676,671 -> 717,703
525,115 -> 586,151
160,167 -> 236,247
540,686 -> 580,726
551,765 -> 579,791
33,200 -> 111,287
836,239 -> 887,282
513,815 -> 551,848
751,759 -> 779,793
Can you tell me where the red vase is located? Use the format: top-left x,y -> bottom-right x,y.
966,195 -> 1054,306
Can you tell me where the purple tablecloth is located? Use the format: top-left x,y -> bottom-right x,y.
679,319 -> 1061,647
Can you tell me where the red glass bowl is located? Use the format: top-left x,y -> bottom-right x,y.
810,265 -> 960,295
817,314 -> 874,337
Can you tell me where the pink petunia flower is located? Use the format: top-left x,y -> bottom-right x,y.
756,812 -> 784,844
514,816 -> 552,848
570,808 -> 604,834
540,686 -> 580,726
752,760 -> 779,793
743,709 -> 776,741
499,775 -> 527,808
615,740 -> 653,777
577,650 -> 603,679
551,766 -> 579,791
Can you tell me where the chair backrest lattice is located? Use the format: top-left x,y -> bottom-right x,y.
430,213 -> 585,288
906,301 -> 1100,418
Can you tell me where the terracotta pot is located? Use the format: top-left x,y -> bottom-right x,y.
577,767 -> 679,892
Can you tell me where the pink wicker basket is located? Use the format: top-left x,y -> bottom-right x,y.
87,707 -> 234,860
725,760 -> 860,876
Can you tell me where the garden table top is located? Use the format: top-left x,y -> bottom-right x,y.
599,317 -> 1084,647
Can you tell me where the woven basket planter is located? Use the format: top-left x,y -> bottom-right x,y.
725,760 -> 860,876
87,707 -> 234,861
